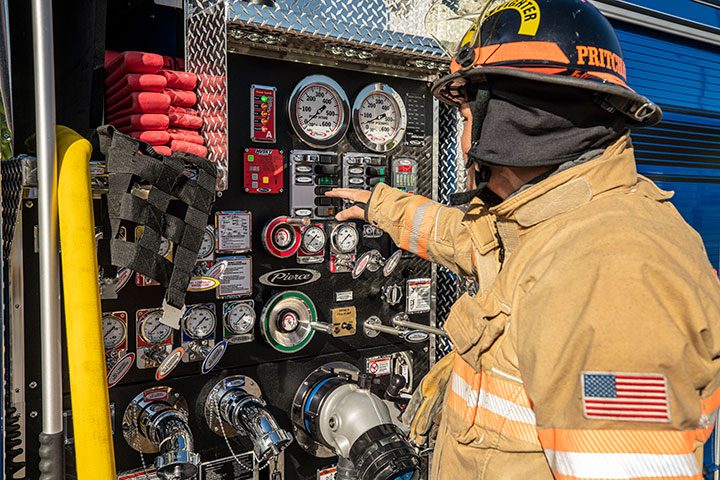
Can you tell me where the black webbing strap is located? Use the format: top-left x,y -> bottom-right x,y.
97,125 -> 216,309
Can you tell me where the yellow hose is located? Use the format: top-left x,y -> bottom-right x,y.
57,126 -> 116,479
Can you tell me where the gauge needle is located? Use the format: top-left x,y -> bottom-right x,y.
104,326 -> 117,338
364,112 -> 386,126
304,104 -> 327,126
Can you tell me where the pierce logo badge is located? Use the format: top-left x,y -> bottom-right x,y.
107,352 -> 135,388
155,347 -> 184,381
201,341 -> 227,374
259,269 -> 321,287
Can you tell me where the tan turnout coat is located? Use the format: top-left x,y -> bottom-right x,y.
367,134 -> 720,479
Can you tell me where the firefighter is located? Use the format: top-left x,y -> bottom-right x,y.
327,0 -> 720,478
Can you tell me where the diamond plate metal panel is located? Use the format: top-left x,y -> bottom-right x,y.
227,0 -> 446,57
1,157 -> 21,260
436,102 -> 461,358
186,0 -> 229,191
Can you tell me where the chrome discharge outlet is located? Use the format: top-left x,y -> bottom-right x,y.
122,387 -> 200,480
292,363 -> 420,480
204,375 -> 293,463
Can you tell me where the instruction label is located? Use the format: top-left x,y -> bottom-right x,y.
217,257 -> 252,299
332,306 -> 356,337
406,278 -> 431,314
317,466 -> 337,480
200,452 -> 255,479
216,211 -> 252,253
366,355 -> 392,376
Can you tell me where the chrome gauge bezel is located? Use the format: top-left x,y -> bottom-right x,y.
352,83 -> 407,153
288,75 -> 351,149
225,302 -> 256,335
197,226 -> 215,259
102,314 -> 127,350
138,311 -> 172,345
183,306 -> 217,340
302,225 -> 327,254
331,224 -> 359,254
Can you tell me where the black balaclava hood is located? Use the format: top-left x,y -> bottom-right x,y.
468,76 -> 626,169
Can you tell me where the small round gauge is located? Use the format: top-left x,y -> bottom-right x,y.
139,311 -> 172,345
225,303 -> 255,335
274,226 -> 293,248
102,315 -> 127,350
289,75 -> 351,148
158,237 -> 172,258
279,311 -> 300,332
331,224 -> 359,254
197,227 -> 215,259
302,225 -> 326,254
183,306 -> 216,340
352,83 -> 407,152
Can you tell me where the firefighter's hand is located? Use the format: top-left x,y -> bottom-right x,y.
325,188 -> 371,221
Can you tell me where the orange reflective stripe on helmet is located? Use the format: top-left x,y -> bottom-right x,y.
451,41 -> 570,74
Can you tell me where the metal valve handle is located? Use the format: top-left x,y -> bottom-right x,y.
391,313 -> 448,337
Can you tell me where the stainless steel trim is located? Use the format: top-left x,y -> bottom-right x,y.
31,0 -> 63,435
430,96 -> 439,367
9,212 -> 26,475
591,0 -> 720,47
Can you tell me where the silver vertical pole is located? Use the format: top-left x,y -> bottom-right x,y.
31,0 -> 63,478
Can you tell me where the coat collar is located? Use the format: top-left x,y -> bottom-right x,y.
489,133 -> 638,227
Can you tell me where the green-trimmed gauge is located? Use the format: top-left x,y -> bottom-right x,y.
352,83 -> 407,152
260,291 -> 317,353
289,75 -> 350,148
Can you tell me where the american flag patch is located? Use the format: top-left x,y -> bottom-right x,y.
581,372 -> 671,423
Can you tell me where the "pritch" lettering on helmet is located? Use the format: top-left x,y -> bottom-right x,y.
575,45 -> 626,79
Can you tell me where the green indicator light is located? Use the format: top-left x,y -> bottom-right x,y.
261,96 -> 269,102
379,179 -> 385,183
248,155 -> 254,162
379,168 -> 385,175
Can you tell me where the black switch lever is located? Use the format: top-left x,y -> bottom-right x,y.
315,165 -> 341,175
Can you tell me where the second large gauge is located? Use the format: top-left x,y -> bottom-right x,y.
288,75 -> 350,148
353,83 -> 407,152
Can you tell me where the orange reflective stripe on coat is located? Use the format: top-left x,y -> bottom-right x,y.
697,384 -> 720,441
448,355 -> 540,445
400,196 -> 442,260
448,354 -> 481,424
538,429 -> 701,479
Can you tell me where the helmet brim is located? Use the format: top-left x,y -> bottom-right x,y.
432,67 -> 662,127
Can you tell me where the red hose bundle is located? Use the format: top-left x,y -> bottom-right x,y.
105,51 -> 164,87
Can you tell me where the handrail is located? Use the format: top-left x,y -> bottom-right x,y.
57,126 -> 116,479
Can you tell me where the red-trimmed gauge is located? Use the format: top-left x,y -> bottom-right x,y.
352,83 -> 407,152
289,75 -> 351,149
262,217 -> 302,258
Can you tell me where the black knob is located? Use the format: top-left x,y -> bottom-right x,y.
385,374 -> 406,399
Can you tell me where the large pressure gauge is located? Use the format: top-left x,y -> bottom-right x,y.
331,224 -> 359,254
302,225 -> 327,254
289,75 -> 350,148
225,302 -> 255,335
352,83 -> 407,152
102,314 -> 127,350
138,311 -> 172,345
183,306 -> 217,340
